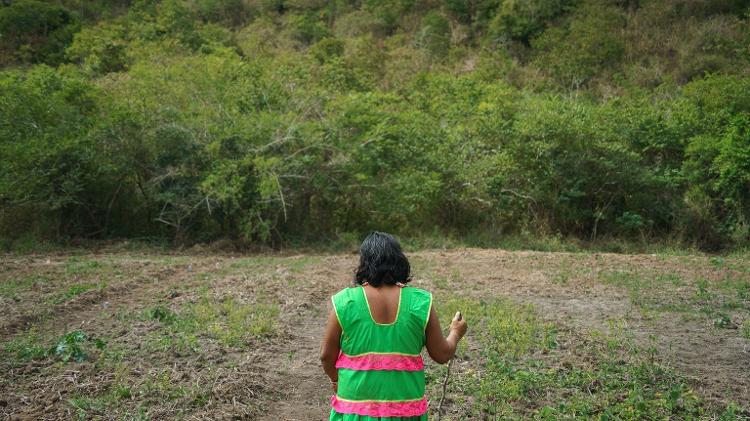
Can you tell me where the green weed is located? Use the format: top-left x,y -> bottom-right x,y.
141,370 -> 187,400
709,256 -> 726,268
52,330 -> 105,362
713,313 -> 733,329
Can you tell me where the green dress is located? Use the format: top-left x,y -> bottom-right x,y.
330,285 -> 432,421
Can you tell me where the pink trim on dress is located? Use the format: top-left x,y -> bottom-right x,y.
331,396 -> 428,417
335,353 -> 424,371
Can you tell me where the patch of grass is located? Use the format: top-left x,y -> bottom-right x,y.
713,313 -> 733,329
226,255 -> 321,273
718,275 -> 750,301
69,395 -> 107,420
709,256 -> 726,269
141,370 -> 188,400
145,297 -> 279,351
600,270 -> 648,306
655,273 -> 683,286
122,406 -> 149,421
64,257 -> 102,275
192,297 -> 279,346
51,283 -> 101,304
432,276 -> 448,289
740,320 -> 750,340
409,255 -> 435,277
695,278 -> 712,299
597,270 -> 749,327
552,271 -> 571,285
3,327 -> 47,362
3,329 -> 105,364
426,297 -> 727,419
68,381 -> 134,420
0,274 -> 48,299
145,305 -> 177,324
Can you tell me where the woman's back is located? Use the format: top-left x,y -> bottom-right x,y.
320,232 -> 467,421
330,285 -> 432,418
362,285 -> 401,324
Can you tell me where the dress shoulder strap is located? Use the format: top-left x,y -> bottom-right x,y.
331,287 -> 364,334
401,287 -> 433,334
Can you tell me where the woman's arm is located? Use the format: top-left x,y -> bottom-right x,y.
425,308 -> 467,364
320,309 -> 342,390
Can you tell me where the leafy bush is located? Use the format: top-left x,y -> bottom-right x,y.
487,0 -> 577,45
310,37 -> 345,63
532,3 -> 626,89
66,22 -> 130,74
0,0 -> 80,65
287,13 -> 330,44
416,12 -> 451,57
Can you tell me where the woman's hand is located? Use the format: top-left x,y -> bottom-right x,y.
425,308 -> 469,364
449,311 -> 467,340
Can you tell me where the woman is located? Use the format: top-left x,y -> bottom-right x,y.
320,232 -> 468,420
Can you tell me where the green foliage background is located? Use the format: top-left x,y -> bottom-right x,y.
1,0 -> 749,249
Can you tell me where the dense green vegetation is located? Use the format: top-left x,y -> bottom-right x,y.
1,0 -> 749,250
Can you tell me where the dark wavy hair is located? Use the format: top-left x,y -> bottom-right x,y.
354,232 -> 411,287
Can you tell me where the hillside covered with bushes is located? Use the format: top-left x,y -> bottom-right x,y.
1,0 -> 749,250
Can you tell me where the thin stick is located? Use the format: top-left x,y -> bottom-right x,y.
437,311 -> 461,420
436,357 -> 454,421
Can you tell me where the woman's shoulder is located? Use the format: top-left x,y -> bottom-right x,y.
332,285 -> 361,301
405,286 -> 432,300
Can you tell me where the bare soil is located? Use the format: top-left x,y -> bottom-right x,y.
1,249 -> 748,420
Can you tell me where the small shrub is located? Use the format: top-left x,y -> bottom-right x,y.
287,13 -> 330,44
147,306 -> 177,324
0,0 -> 80,65
487,0 -> 577,45
713,313 -> 732,329
51,331 -> 89,362
416,12 -> 450,57
310,37 -> 345,64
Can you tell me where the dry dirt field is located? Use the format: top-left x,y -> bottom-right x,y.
1,248 -> 749,420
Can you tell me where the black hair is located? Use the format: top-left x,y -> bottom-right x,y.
354,231 -> 411,287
